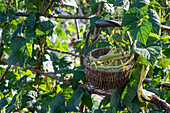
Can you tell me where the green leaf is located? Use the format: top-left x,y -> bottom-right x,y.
128,103 -> 140,113
82,91 -> 93,110
99,97 -> 110,109
122,8 -> 141,30
110,89 -> 121,107
113,0 -> 129,11
5,72 -> 17,82
131,20 -> 152,45
26,26 -> 36,39
121,65 -> 141,107
39,16 -> 57,31
50,92 -> 65,113
98,42 -> 110,48
26,13 -> 36,29
0,45 -> 2,54
139,56 -> 151,66
148,1 -> 164,19
112,33 -> 127,44
21,69 -> 34,78
6,94 -> 17,113
26,40 -> 33,58
10,37 -> 32,67
48,50 -> 59,62
70,71 -> 86,83
18,75 -> 28,85
21,90 -> 37,107
60,42 -> 68,51
67,24 -> 76,33
66,87 -> 84,112
157,58 -> 170,68
11,21 -> 23,39
90,16 -> 100,26
161,37 -> 170,46
146,33 -> 159,46
148,9 -> 161,35
8,52 -> 18,66
134,40 -> 161,65
0,97 -> 8,109
94,109 -> 103,113
106,107 -> 116,113
90,1 -> 100,14
35,28 -> 45,37
55,27 -> 67,39
6,7 -> 16,22
163,48 -> 170,58
2,29 -> 11,44
0,12 -> 7,27
131,0 -> 150,8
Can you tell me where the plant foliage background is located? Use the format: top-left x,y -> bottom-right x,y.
0,0 -> 169,112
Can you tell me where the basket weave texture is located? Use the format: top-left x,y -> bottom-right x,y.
85,48 -> 132,90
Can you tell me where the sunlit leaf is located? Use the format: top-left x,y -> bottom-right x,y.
134,40 -> 161,65
21,69 -> 34,78
35,28 -> 45,37
148,9 -> 161,35
26,41 -> 33,58
146,33 -> 159,46
60,42 -> 68,51
148,1 -> 164,19
67,24 -> 76,33
131,20 -> 152,45
55,27 -> 67,39
157,58 -> 170,68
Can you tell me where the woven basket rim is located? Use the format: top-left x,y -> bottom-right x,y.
84,47 -> 131,73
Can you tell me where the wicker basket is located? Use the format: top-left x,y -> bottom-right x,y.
84,47 -> 132,91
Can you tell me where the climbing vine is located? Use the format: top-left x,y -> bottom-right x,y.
0,0 -> 170,112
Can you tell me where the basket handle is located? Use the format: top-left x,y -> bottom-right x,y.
84,25 -> 95,57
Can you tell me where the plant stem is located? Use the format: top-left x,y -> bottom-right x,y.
47,47 -> 82,58
0,66 -> 11,82
43,0 -> 55,15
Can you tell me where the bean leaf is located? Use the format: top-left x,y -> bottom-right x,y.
134,40 -> 161,65
131,20 -> 152,45
122,8 -> 141,30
